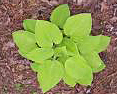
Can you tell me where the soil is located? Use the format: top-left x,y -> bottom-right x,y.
0,0 -> 117,94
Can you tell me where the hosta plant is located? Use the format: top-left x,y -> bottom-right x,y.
12,4 -> 110,93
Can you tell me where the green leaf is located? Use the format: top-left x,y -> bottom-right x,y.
37,60 -> 64,93
12,31 -> 37,54
23,19 -> 37,33
35,20 -> 63,48
78,36 -> 100,54
78,36 -> 110,54
50,4 -> 70,29
63,73 -> 76,87
65,13 -> 91,34
77,36 -> 109,72
65,56 -> 93,85
96,36 -> 110,53
82,51 -> 104,73
60,37 -> 79,56
26,48 -> 54,62
63,14 -> 92,42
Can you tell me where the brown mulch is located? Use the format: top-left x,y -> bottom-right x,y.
0,0 -> 117,94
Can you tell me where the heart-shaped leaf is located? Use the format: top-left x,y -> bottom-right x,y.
78,35 -> 110,54
12,31 -> 37,54
63,14 -> 92,42
65,56 -> 93,85
96,36 -> 110,53
23,19 -> 37,33
37,60 -> 64,93
82,51 -> 104,72
50,4 -> 70,29
25,48 -> 54,62
35,20 -> 63,48
78,36 -> 100,54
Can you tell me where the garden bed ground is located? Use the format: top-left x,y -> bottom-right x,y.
0,0 -> 117,94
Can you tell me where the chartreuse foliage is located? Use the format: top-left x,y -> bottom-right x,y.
12,4 -> 110,93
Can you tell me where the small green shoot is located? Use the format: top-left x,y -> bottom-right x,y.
12,4 -> 110,93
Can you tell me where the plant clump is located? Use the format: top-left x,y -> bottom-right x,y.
12,4 -> 110,93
